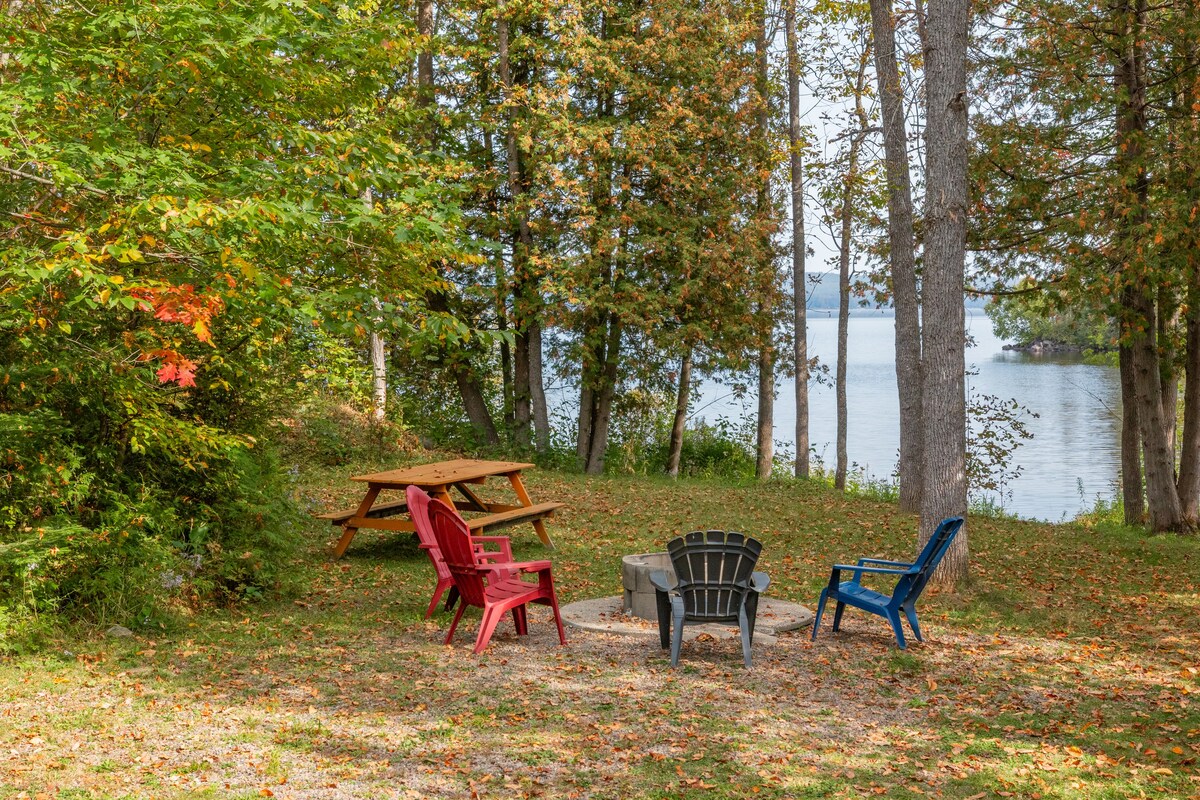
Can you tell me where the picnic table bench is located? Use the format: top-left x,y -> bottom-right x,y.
317,459 -> 563,559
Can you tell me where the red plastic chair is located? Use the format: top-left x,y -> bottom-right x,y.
428,496 -> 567,654
406,485 -> 515,619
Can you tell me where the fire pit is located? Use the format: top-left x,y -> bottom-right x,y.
621,552 -> 674,620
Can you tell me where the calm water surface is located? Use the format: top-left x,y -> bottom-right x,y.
694,310 -> 1121,521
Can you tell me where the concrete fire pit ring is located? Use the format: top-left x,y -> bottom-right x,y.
621,551 -> 674,620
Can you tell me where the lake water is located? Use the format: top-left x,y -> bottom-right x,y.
692,309 -> 1122,521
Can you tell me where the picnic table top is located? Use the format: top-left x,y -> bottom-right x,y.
350,459 -> 536,487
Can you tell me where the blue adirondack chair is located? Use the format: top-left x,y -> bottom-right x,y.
811,516 -> 965,649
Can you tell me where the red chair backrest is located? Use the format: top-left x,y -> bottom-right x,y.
428,497 -> 489,607
407,486 -> 452,583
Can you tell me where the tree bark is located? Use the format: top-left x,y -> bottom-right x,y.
370,332 -> 387,422
1175,32 -> 1200,521
919,0 -> 970,583
1158,286 -> 1179,464
577,382 -> 595,469
417,0 -> 434,107
513,329 -> 532,447
1130,291 -> 1185,530
787,0 -> 810,480
529,325 -> 550,452
870,0 -> 923,511
754,0 -> 774,481
454,367 -> 501,445
498,13 -> 533,448
1115,0 -> 1184,531
834,49 -> 871,493
756,346 -> 775,480
667,348 -> 693,479
835,231 -> 850,491
1119,342 -> 1145,524
362,187 -> 388,423
584,314 -> 622,475
1178,282 -> 1200,519
483,126 -> 515,429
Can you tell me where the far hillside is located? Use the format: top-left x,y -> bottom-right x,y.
806,273 -> 987,311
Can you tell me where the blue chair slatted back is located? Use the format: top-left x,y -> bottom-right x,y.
889,516 -> 964,608
667,530 -> 762,622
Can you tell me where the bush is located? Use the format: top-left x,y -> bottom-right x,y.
0,262 -> 308,633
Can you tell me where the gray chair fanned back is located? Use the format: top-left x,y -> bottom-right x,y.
651,530 -> 770,667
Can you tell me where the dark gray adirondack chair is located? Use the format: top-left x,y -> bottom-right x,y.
650,530 -> 770,668
811,516 -> 965,648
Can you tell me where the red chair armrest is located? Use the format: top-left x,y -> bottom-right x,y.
478,560 -> 551,573
470,535 -> 514,561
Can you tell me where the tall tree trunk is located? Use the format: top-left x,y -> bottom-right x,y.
1115,0 -> 1184,531
1119,342 -> 1146,524
427,291 -> 501,445
1178,280 -> 1200,519
667,347 -> 693,479
1174,34 -> 1200,521
362,188 -> 388,423
513,329 -> 532,447
835,234 -> 850,491
870,0 -> 923,511
370,332 -> 387,422
484,127 -> 515,429
919,0 -> 970,583
577,381 -> 595,469
498,12 -> 533,447
529,325 -> 550,452
834,50 -> 871,492
576,248 -> 618,471
417,0 -> 434,106
756,346 -> 775,479
754,0 -> 774,481
418,4 -> 498,445
1158,287 -> 1179,463
582,314 -> 622,475
454,368 -> 502,445
835,141 -> 864,491
787,0 -> 810,480
1130,292 -> 1185,529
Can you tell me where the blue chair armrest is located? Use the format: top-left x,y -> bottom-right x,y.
833,564 -> 913,574
831,563 -> 914,586
858,557 -> 914,568
649,570 -> 676,593
750,571 -> 770,593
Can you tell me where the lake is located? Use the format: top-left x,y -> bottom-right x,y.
692,309 -> 1122,521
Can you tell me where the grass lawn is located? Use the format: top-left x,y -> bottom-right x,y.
2,458 -> 1198,799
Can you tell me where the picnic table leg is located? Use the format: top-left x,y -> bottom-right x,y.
332,485 -> 381,560
508,473 -> 554,548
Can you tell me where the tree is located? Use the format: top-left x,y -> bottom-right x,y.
753,0 -> 780,481
564,0 -> 764,475
920,0 -> 971,580
869,0 -> 924,511
833,42 -> 875,491
0,0 -> 463,612
971,0 -> 1200,531
787,0 -> 811,480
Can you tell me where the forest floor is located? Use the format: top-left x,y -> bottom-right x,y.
2,451 -> 1199,799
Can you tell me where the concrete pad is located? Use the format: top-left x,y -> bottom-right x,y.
561,595 -> 813,643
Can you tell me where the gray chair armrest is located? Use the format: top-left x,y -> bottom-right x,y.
750,571 -> 770,593
649,569 -> 676,592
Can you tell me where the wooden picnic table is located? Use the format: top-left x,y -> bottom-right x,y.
317,459 -> 563,559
